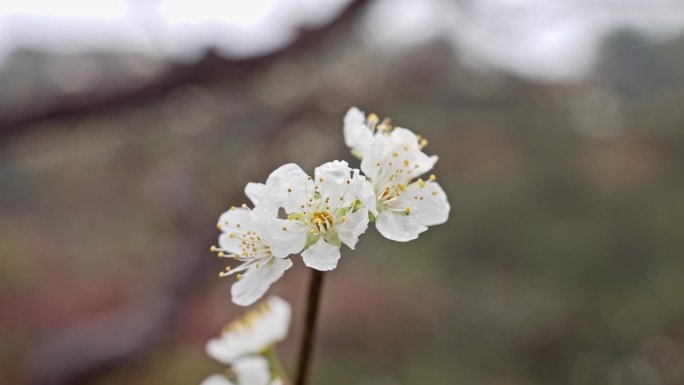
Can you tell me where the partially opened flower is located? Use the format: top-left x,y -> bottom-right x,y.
213,207 -> 293,306
206,296 -> 291,364
343,107 -> 450,242
202,296 -> 290,385
246,161 -> 375,271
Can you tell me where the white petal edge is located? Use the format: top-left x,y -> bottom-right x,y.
233,356 -> 272,385
258,216 -> 307,258
336,208 -> 369,249
301,237 -> 341,271
343,107 -> 373,157
352,169 -> 377,215
399,180 -> 450,227
231,258 -> 293,306
375,211 -> 427,242
264,163 -> 312,213
201,374 -> 234,385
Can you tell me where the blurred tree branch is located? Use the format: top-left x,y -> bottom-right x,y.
20,1 -> 374,384
0,0 -> 372,142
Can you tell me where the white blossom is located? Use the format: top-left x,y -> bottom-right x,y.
247,161 -> 375,271
200,356 -> 282,385
213,207 -> 293,306
344,107 -> 450,242
205,296 -> 291,364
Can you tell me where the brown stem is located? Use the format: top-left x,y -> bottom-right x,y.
294,269 -> 325,385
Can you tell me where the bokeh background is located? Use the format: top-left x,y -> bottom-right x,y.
2,1 -> 684,384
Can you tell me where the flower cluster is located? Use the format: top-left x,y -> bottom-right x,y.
202,296 -> 291,385
212,107 -> 450,306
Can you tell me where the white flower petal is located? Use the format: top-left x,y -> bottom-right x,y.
217,208 -> 258,253
201,374 -> 234,385
218,232 -> 242,255
231,258 -> 293,307
360,127 -> 438,187
245,182 -> 278,214
343,107 -> 373,157
351,169 -> 377,215
301,237 -> 341,271
258,216 -> 307,258
336,208 -> 369,249
233,356 -> 271,385
359,136 -> 386,182
398,180 -> 450,227
264,163 -> 312,213
314,160 -> 357,207
375,211 -> 427,242
390,128 -> 438,177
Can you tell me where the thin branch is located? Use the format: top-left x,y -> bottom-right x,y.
295,269 -> 326,385
0,0 -> 372,141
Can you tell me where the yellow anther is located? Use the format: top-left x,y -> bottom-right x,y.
420,138 -> 428,148
218,252 -> 225,257
418,179 -> 426,188
368,113 -> 380,124
405,207 -> 411,215
378,118 -> 393,131
432,191 -> 438,196
429,174 -> 436,181
237,274 -> 243,280
403,160 -> 409,167
392,151 -> 399,157
210,245 -> 217,252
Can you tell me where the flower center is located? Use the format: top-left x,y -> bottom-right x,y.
311,211 -> 333,232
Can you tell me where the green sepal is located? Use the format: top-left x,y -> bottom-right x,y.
350,149 -> 363,160
324,231 -> 341,247
304,233 -> 321,249
369,211 -> 377,223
